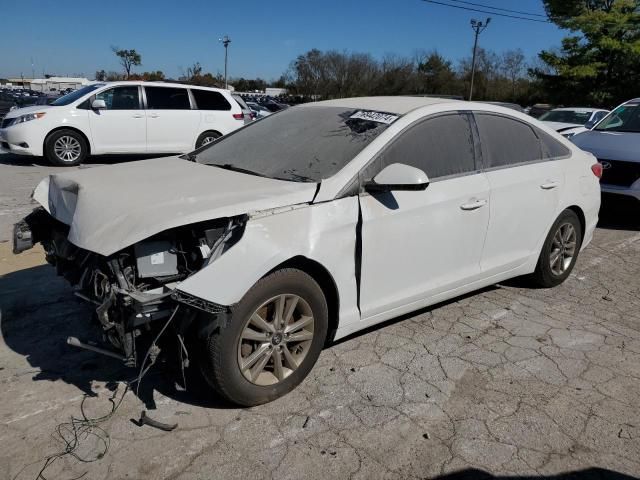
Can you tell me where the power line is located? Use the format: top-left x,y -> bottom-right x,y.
422,0 -> 551,23
448,0 -> 547,18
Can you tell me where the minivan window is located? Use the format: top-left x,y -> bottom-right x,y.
95,86 -> 140,110
51,84 -> 104,106
191,89 -> 231,110
474,113 -> 542,168
370,113 -> 476,180
145,86 -> 191,110
594,104 -> 640,133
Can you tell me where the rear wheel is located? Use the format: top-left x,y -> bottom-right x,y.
202,268 -> 328,406
44,129 -> 88,166
195,131 -> 221,149
531,209 -> 582,287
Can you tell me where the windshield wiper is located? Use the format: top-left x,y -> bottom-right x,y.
213,164 -> 268,178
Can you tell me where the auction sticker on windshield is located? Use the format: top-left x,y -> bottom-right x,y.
350,111 -> 399,124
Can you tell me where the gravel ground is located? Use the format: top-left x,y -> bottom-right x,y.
1,151 -> 639,480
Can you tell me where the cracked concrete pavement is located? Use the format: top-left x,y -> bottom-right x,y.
1,152 -> 639,479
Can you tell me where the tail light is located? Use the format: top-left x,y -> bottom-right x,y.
232,113 -> 244,120
591,162 -> 603,179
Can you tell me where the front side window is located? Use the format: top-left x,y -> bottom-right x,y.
145,86 -> 191,110
191,89 -> 231,110
366,113 -> 476,181
594,103 -> 640,133
474,113 -> 542,168
196,106 -> 394,182
95,86 -> 140,110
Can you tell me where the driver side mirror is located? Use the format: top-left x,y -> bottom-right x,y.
91,99 -> 106,110
364,163 -> 430,193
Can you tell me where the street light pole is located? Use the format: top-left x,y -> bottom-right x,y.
219,35 -> 231,89
469,17 -> 491,101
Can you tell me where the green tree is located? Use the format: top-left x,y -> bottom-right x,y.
417,51 -> 458,95
111,47 -> 142,79
535,0 -> 640,106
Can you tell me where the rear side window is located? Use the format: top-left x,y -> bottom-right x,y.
474,113 -> 542,168
145,87 -> 190,110
372,113 -> 477,180
534,128 -> 571,159
191,89 -> 231,111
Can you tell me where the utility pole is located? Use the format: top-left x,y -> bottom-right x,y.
219,35 -> 231,89
469,17 -> 491,101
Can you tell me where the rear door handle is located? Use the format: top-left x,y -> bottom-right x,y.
540,181 -> 559,190
460,199 -> 487,211
149,113 -> 159,118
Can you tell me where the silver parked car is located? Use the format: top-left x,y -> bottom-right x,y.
572,98 -> 640,202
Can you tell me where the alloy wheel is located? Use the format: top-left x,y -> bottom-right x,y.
53,136 -> 81,162
237,294 -> 315,386
549,222 -> 577,276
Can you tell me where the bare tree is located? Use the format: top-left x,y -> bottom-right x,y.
502,49 -> 526,99
111,46 -> 142,79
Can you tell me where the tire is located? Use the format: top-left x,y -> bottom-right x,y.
44,129 -> 88,166
202,268 -> 328,406
531,209 -> 582,288
195,131 -> 221,149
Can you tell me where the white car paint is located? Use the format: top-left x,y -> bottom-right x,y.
0,81 -> 244,159
29,97 -> 601,343
540,108 -> 609,137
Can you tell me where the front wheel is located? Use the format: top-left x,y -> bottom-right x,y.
44,129 -> 88,166
201,268 -> 328,406
195,131 -> 221,149
531,209 -> 583,287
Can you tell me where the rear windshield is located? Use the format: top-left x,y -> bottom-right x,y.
539,110 -> 592,124
594,104 -> 640,133
196,106 -> 397,182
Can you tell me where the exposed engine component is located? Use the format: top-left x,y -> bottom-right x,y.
17,207 -> 246,366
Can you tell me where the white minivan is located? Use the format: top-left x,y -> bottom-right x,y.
0,81 -> 248,165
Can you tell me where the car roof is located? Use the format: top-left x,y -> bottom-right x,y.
551,107 -> 604,112
104,81 -> 228,93
306,96 -> 462,115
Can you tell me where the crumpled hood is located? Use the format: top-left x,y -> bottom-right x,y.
571,130 -> 640,162
542,121 -> 582,132
33,156 -> 318,256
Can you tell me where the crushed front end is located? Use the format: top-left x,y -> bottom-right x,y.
14,207 -> 244,366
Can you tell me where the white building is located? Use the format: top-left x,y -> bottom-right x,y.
7,77 -> 91,92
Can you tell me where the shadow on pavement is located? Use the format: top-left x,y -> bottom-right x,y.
0,152 -> 173,167
598,194 -> 640,231
0,263 -> 235,411
435,468 -> 637,480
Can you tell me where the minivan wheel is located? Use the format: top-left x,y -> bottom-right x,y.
202,268 -> 328,406
195,131 -> 221,149
531,209 -> 583,288
45,129 -> 88,166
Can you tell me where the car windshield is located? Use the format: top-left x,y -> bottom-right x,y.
594,104 -> 640,133
50,84 -> 104,106
539,110 -> 592,124
196,106 -> 396,182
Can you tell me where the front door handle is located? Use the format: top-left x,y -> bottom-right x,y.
132,114 -> 144,118
460,199 -> 487,211
540,181 -> 559,190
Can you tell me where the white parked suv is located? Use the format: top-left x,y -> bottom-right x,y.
0,81 -> 247,166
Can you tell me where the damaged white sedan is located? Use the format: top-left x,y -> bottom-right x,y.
14,97 -> 601,406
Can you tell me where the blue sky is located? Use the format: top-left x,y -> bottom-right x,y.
2,0 -> 565,81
